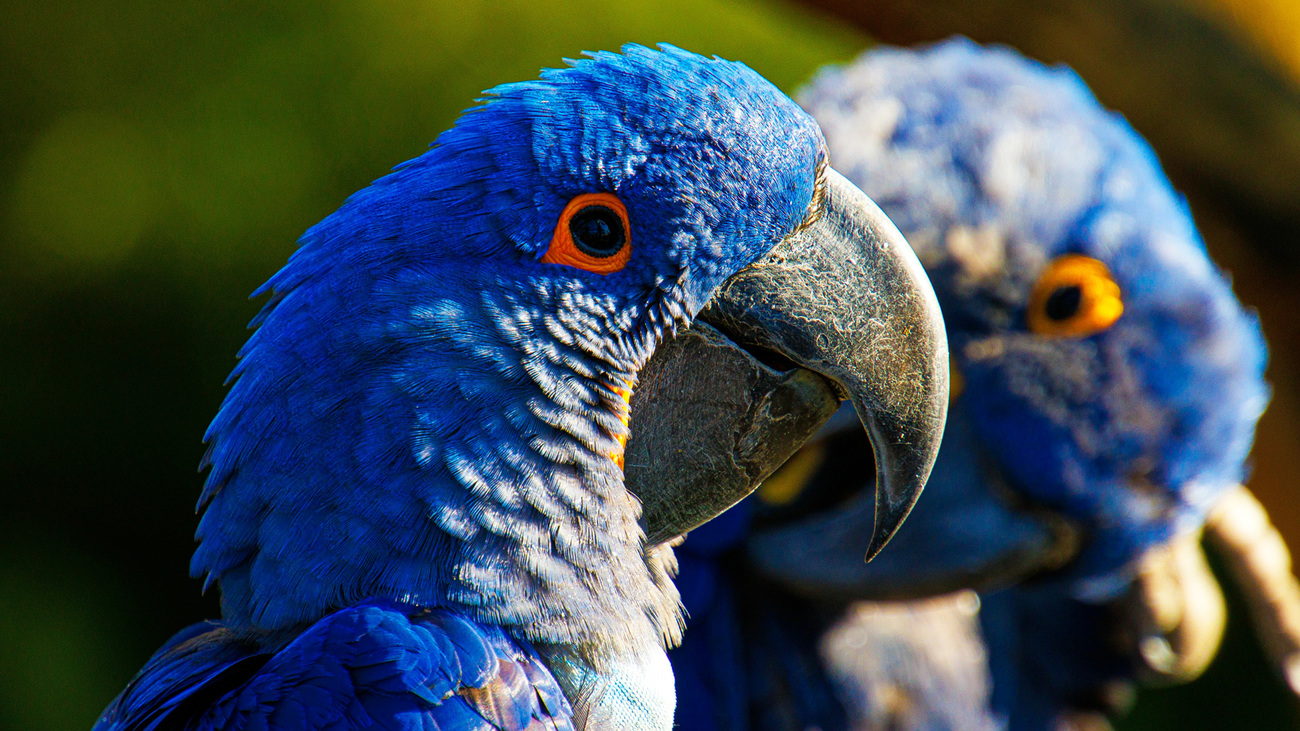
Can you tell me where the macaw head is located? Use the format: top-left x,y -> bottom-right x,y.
191,44 -> 948,661
799,38 -> 1268,588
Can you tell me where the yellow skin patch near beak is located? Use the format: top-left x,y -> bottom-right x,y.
612,381 -> 633,469
758,440 -> 827,506
1027,255 -> 1124,338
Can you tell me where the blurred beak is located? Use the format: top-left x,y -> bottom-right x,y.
746,411 -> 1079,599
626,169 -> 948,560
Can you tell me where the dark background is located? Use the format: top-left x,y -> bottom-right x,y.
2,1 -> 1298,729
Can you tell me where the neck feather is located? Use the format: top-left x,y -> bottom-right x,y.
193,266 -> 686,665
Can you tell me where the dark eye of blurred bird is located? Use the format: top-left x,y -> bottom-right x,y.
1044,285 -> 1082,321
570,205 -> 626,257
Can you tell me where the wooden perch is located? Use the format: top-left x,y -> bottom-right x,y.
1204,485 -> 1300,695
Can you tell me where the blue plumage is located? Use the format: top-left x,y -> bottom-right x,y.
193,43 -> 822,648
978,587 -> 1129,730
98,43 -> 873,731
670,38 -> 1270,730
97,600 -> 572,731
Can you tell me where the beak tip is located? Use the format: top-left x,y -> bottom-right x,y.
863,458 -> 933,563
863,498 -> 915,563
863,536 -> 890,564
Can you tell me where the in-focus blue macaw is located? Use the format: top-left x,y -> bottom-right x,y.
91,44 -> 952,731
670,38 -> 1274,731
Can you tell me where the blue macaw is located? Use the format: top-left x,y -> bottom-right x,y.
92,44 -> 951,731
670,38 -> 1276,731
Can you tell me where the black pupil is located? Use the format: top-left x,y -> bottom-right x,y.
1044,285 -> 1083,321
569,205 -> 625,258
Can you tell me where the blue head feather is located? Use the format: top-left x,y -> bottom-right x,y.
801,38 -> 1269,588
191,43 -> 826,662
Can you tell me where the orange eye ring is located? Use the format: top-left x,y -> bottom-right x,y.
541,193 -> 632,274
1027,254 -> 1124,338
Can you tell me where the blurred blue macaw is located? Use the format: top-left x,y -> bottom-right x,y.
91,44 -> 952,731
670,38 -> 1278,731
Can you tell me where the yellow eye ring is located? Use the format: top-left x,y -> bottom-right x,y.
1027,255 -> 1124,338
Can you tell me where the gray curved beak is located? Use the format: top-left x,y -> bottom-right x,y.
626,169 -> 948,559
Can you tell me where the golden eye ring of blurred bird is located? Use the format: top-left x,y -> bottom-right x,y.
1027,255 -> 1124,337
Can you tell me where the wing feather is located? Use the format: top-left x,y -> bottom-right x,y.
94,600 -> 574,731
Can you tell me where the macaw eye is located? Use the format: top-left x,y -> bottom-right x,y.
1027,254 -> 1124,337
542,193 -> 631,274
570,207 -> 625,257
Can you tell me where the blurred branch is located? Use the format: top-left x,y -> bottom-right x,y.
1205,485 -> 1300,696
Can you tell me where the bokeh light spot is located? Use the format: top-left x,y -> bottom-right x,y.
9,112 -> 155,269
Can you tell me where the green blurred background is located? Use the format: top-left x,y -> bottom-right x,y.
3,0 -> 1300,729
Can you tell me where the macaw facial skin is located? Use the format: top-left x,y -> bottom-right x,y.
668,40 -> 1271,731
96,44 -> 949,731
